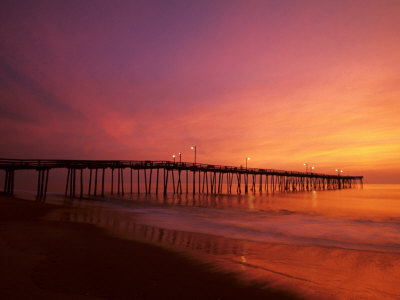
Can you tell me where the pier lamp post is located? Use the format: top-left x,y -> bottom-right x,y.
246,157 -> 251,169
190,146 -> 196,164
179,152 -> 182,163
311,166 -> 315,173
172,154 -> 176,164
335,169 -> 343,176
304,163 -> 308,173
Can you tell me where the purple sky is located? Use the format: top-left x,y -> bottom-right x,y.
1,0 -> 400,182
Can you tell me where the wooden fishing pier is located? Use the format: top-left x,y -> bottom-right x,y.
0,158 -> 363,200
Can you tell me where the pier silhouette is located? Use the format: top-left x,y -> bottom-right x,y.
1,158 -> 363,200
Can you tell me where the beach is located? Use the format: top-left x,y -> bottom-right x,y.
2,185 -> 400,299
0,194 -> 300,300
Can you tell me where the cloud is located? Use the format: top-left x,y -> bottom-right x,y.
1,0 -> 400,182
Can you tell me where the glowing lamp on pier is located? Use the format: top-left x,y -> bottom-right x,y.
172,154 -> 176,163
246,157 -> 251,169
178,152 -> 182,163
304,163 -> 308,173
336,169 -> 343,175
190,145 -> 197,164
311,166 -> 315,173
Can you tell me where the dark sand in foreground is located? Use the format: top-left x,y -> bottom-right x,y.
0,194 -> 301,300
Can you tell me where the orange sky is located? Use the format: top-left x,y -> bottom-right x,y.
1,0 -> 400,183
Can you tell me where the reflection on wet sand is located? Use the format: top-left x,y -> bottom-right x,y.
45,204 -> 400,300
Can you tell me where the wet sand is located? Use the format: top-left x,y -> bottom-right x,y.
0,194 -> 301,300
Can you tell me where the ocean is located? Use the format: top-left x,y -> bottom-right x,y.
17,184 -> 400,299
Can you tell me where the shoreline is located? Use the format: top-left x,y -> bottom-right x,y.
0,194 -> 301,300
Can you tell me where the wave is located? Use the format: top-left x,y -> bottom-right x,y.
129,206 -> 400,253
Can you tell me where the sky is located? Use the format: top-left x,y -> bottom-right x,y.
1,0 -> 399,183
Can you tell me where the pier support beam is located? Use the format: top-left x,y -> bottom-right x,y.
36,169 -> 49,200
192,170 -> 196,195
80,169 -> 83,198
4,169 -> 15,194
101,168 -> 105,197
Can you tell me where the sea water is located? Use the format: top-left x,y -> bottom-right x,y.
31,184 -> 400,299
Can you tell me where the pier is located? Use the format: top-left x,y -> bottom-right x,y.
0,158 -> 363,200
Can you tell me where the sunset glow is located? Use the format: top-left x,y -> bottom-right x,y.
1,0 -> 400,182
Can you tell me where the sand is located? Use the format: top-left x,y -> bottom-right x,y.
0,194 -> 301,300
